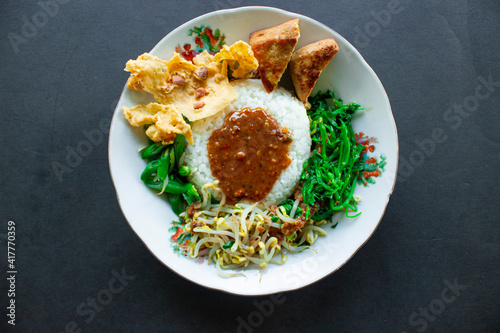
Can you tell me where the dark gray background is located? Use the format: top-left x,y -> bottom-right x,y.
1,0 -> 499,332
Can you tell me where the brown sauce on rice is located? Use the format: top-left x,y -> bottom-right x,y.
207,107 -> 292,204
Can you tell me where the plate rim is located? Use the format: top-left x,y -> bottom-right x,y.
108,5 -> 399,296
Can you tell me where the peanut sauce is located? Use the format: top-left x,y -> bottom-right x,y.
207,107 -> 292,204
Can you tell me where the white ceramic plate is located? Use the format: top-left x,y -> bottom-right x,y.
108,6 -> 398,296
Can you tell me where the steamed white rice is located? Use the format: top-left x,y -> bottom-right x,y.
183,79 -> 311,206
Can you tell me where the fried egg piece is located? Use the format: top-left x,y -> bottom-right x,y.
213,40 -> 259,78
123,102 -> 193,145
125,52 -> 237,122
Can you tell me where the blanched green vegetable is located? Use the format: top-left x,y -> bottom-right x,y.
179,165 -> 191,177
168,193 -> 184,215
301,91 -> 365,220
140,160 -> 160,183
173,134 -> 186,168
144,180 -> 188,194
139,136 -> 200,215
141,142 -> 166,160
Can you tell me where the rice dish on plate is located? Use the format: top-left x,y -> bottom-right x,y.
183,79 -> 311,206
118,19 -> 384,278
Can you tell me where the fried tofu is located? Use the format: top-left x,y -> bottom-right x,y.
249,19 -> 300,93
289,38 -> 339,105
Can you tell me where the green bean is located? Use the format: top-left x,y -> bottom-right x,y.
157,148 -> 171,182
144,180 -> 187,194
140,160 -> 160,183
179,165 -> 191,177
168,193 -> 184,215
168,147 -> 176,173
185,183 -> 200,204
173,134 -> 185,167
141,142 -> 166,160
138,133 -> 202,213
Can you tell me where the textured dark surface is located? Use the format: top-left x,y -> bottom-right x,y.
1,1 -> 499,332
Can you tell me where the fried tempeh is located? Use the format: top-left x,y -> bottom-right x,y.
249,19 -> 300,93
289,38 -> 339,105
